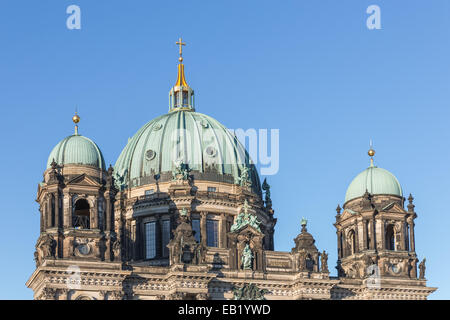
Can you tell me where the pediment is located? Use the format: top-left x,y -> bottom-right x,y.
381,202 -> 406,214
233,224 -> 263,236
66,174 -> 102,187
341,209 -> 359,220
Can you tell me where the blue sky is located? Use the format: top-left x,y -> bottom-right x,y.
0,0 -> 448,299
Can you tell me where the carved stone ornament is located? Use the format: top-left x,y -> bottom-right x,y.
73,238 -> 94,257
39,287 -> 57,300
35,234 -> 56,266
232,283 -> 268,300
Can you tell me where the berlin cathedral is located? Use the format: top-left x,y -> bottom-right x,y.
26,39 -> 437,300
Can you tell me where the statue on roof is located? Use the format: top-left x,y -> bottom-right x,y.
230,199 -> 261,232
237,166 -> 252,188
262,178 -> 272,208
172,160 -> 191,181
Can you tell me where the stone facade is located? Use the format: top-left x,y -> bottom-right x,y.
27,161 -> 436,300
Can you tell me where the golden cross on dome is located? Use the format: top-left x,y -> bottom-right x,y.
176,37 -> 186,62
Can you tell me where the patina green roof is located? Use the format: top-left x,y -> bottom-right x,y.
114,110 -> 261,193
47,134 -> 105,170
345,165 -> 403,203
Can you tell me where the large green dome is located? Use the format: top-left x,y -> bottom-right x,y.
114,110 -> 261,193
345,165 -> 403,203
47,134 -> 105,170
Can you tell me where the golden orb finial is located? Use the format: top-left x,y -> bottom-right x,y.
72,112 -> 80,124
72,111 -> 80,135
368,140 -> 375,166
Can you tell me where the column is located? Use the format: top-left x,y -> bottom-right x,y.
409,221 -> 415,252
336,231 -> 342,259
105,193 -> 111,232
200,212 -> 207,247
380,220 -> 386,250
47,195 -> 52,228
219,213 -> 227,248
362,219 -> 368,250
370,217 -> 376,250
54,192 -> 60,228
91,197 -> 98,229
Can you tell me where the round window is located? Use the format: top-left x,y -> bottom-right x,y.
146,149 -> 156,160
205,146 -> 217,157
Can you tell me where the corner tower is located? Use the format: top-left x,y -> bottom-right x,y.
333,147 -> 436,299
29,113 -> 118,300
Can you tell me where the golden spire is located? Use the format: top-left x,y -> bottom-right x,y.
368,140 -> 375,167
174,37 -> 188,87
72,110 -> 80,135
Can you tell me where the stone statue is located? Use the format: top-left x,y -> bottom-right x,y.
321,250 -> 329,272
113,239 -> 121,261
419,258 -> 426,279
262,178 -> 272,208
409,258 -> 417,278
233,283 -> 268,300
37,234 -> 56,261
241,243 -> 254,270
298,250 -> 307,271
33,250 -> 40,267
106,165 -> 115,188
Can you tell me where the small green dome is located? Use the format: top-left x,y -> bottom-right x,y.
47,134 -> 105,170
345,166 -> 403,203
114,110 -> 261,193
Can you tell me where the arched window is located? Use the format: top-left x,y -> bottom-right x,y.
386,224 -> 395,250
348,230 -> 356,255
73,199 -> 90,229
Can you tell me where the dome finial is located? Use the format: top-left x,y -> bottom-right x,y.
72,109 -> 80,135
169,37 -> 195,112
368,139 -> 375,167
176,37 -> 186,63
174,37 -> 188,87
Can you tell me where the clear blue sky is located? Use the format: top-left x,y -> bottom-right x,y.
0,0 -> 448,299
